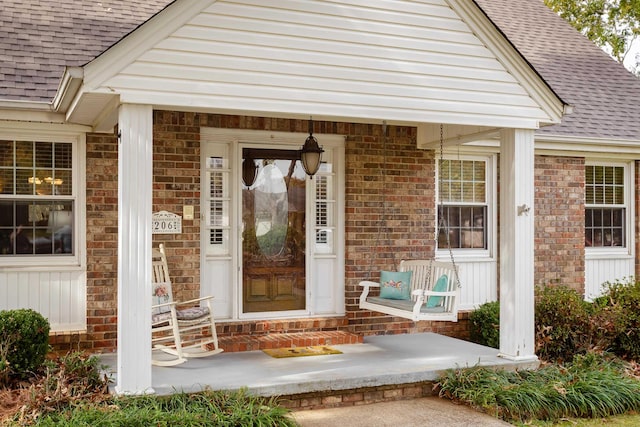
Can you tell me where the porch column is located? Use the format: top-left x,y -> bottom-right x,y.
116,104 -> 154,394
499,128 -> 537,361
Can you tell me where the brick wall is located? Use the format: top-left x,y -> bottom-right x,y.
534,155 -> 585,293
79,132 -> 120,352
74,112 -> 603,352
343,126 -> 470,339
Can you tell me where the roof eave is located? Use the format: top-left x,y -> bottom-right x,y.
52,67 -> 85,113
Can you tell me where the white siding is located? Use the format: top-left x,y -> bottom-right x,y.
585,257 -> 635,301
454,259 -> 497,310
98,0 -> 551,128
0,270 -> 86,332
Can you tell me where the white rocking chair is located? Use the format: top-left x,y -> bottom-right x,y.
151,244 -> 223,366
359,260 -> 460,322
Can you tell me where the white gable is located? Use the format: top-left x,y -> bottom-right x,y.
79,0 -> 563,129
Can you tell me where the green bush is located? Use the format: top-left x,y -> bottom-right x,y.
535,286 -> 592,363
599,279 -> 640,360
469,301 -> 500,349
14,389 -> 297,427
0,309 -> 50,379
436,353 -> 640,423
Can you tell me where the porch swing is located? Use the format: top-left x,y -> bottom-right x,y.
358,124 -> 461,322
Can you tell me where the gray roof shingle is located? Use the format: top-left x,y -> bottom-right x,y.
475,0 -> 640,141
2,0 -> 639,141
0,0 -> 170,102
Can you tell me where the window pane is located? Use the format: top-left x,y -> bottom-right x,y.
35,142 -> 53,168
439,159 -> 485,203
0,201 -> 74,255
0,141 -> 13,167
55,143 -> 72,169
0,169 -> 14,195
16,169 -> 35,195
438,205 -> 487,250
0,139 -> 75,257
54,170 -> 72,196
586,165 -> 624,206
585,207 -> 624,248
15,141 -> 33,168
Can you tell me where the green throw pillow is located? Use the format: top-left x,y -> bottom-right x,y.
379,270 -> 412,300
426,274 -> 449,308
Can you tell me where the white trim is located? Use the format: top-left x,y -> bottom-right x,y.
446,0 -> 564,125
435,152 -> 497,261
200,127 -> 345,321
499,128 -> 536,360
465,136 -> 640,158
83,0 -> 216,90
584,160 -> 635,259
0,128 -> 86,270
116,104 -> 154,395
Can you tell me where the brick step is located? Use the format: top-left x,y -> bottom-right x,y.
216,331 -> 363,353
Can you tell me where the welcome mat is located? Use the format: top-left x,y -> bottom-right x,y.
262,345 -> 342,358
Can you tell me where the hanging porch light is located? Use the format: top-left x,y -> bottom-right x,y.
300,117 -> 324,177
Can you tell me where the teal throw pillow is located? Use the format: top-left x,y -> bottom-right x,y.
379,270 -> 412,300
426,274 -> 449,308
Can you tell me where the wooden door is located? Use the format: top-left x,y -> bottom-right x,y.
241,148 -> 306,313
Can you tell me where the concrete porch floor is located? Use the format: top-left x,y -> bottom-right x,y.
100,332 -> 538,397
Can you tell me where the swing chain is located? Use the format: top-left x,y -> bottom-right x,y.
368,121 -> 392,280
435,124 -> 461,289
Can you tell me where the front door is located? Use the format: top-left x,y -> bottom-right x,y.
241,148 -> 306,313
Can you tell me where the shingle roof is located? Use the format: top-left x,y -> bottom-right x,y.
2,0 -> 639,141
0,0 -> 170,102
475,0 -> 640,141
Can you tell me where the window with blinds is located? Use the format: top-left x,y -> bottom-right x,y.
438,159 -> 488,250
585,165 -> 625,248
0,140 -> 74,256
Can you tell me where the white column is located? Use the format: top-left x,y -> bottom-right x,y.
499,128 -> 537,361
116,104 -> 154,394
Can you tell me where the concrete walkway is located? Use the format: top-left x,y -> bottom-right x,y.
292,397 -> 511,427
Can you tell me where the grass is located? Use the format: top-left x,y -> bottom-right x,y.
13,390 -> 297,427
0,352 -> 297,427
436,353 -> 640,424
528,414 -> 640,426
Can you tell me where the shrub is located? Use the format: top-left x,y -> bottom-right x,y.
599,279 -> 640,360
535,286 -> 592,363
436,353 -> 640,423
13,389 -> 296,427
469,301 -> 500,349
0,309 -> 50,379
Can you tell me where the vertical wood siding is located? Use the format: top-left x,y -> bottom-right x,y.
455,259 -> 497,310
585,257 -> 634,300
0,270 -> 86,332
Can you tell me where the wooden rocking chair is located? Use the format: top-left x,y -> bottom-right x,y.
359,260 -> 460,322
151,244 -> 223,366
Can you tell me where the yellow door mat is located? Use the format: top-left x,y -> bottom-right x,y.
262,346 -> 343,358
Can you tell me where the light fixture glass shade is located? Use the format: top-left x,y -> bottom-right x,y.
242,158 -> 258,187
300,135 -> 324,177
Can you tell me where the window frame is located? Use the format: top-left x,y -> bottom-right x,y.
585,160 -> 634,258
436,153 -> 496,260
0,125 -> 85,269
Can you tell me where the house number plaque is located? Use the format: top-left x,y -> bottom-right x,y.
152,211 -> 182,234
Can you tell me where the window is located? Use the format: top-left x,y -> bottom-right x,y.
0,140 -> 74,256
438,158 -> 489,250
204,155 -> 230,255
585,164 -> 626,248
314,162 -> 336,253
